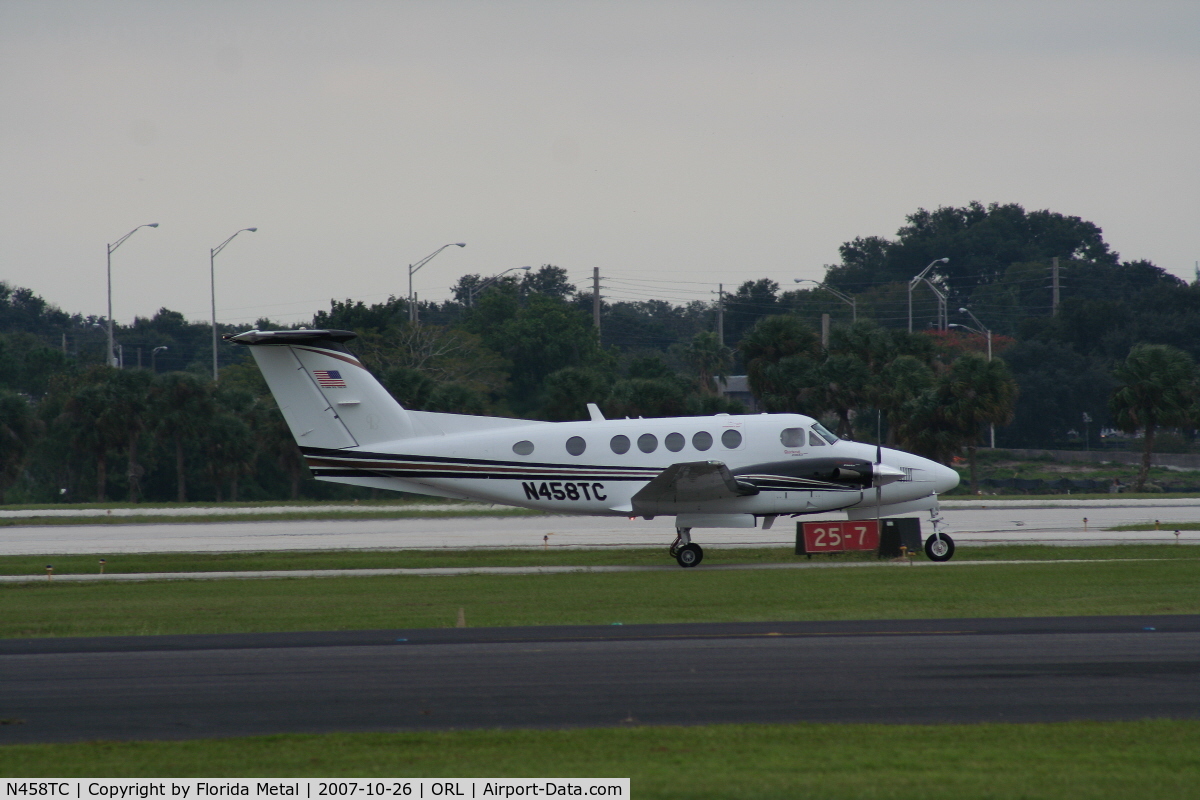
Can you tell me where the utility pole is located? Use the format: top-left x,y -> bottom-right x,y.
1052,257 -> 1060,316
717,283 -> 725,346
592,267 -> 601,341
821,313 -> 830,349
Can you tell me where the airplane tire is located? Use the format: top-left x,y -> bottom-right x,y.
676,543 -> 704,568
925,533 -> 955,562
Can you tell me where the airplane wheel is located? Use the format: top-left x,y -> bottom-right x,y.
676,543 -> 704,568
925,533 -> 955,562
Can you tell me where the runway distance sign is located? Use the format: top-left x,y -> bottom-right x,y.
799,520 -> 879,553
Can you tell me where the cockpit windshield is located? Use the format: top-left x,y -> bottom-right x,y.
811,422 -> 838,444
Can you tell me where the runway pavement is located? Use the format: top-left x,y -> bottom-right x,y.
2,616 -> 1197,743
2,499 -> 1200,555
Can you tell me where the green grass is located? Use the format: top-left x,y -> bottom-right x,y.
2,544 -> 1195,577
2,721 -> 1198,798
4,557 -> 1199,638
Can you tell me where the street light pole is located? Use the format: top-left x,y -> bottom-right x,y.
468,266 -> 531,307
794,279 -> 857,323
151,345 -> 168,373
908,258 -> 949,333
954,306 -> 995,448
210,227 -> 257,381
408,243 -> 466,323
106,223 -> 159,367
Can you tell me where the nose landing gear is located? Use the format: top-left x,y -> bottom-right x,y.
669,527 -> 704,568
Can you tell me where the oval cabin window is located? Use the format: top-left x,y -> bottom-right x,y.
721,429 -> 743,449
638,433 -> 658,453
692,431 -> 713,451
665,432 -> 685,452
610,435 -> 631,454
780,428 -> 805,447
566,436 -> 586,456
513,440 -> 535,455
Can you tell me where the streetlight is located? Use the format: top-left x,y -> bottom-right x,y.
106,223 -> 159,367
151,345 -> 168,372
408,243 -> 466,323
794,279 -> 857,323
210,228 -> 257,381
468,266 -> 532,307
951,306 -> 995,448
908,258 -> 949,333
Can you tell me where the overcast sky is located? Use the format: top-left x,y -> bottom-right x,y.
2,1 -> 1197,327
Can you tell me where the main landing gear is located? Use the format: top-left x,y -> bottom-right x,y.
669,527 -> 704,568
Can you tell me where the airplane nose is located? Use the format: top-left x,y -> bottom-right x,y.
935,462 -> 961,494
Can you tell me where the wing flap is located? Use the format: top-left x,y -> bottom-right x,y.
631,461 -> 758,516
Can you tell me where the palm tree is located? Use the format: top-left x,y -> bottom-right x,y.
937,355 -> 1018,493
684,331 -> 732,394
105,369 -> 154,502
1110,344 -> 1196,491
62,368 -> 126,501
152,372 -> 213,502
0,391 -> 41,504
897,355 -> 1017,491
738,315 -> 822,402
874,355 -> 935,447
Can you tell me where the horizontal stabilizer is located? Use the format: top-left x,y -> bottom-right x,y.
632,460 -> 758,516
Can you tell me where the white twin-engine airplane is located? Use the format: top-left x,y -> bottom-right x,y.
232,328 -> 960,567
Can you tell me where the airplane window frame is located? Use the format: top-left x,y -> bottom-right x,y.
638,433 -> 659,453
565,436 -> 586,456
665,432 -> 685,452
512,440 -> 535,455
610,435 -> 631,454
692,431 -> 713,451
812,422 -> 839,444
721,429 -> 742,449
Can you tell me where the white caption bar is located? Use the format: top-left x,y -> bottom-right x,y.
3,781 -> 629,800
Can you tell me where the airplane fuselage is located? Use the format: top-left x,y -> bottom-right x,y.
303,412 -> 959,521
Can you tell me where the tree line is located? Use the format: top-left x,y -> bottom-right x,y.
3,201 -> 1199,502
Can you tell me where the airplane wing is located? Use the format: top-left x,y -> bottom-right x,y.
631,461 -> 759,516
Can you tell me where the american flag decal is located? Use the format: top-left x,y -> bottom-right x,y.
313,369 -> 346,388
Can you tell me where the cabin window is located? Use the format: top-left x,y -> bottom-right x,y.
665,432 -> 685,452
566,436 -> 586,456
808,431 -> 826,447
812,422 -> 839,444
780,428 -> 805,447
513,440 -> 535,455
610,435 -> 631,454
692,431 -> 713,451
721,429 -> 742,449
638,433 -> 658,453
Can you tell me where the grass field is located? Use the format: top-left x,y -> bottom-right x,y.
1,543 -> 1198,577
3,552 -> 1198,638
2,721 -> 1198,798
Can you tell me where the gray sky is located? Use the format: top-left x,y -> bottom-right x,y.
2,1 -> 1198,326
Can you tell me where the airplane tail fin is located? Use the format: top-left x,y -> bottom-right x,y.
229,329 -> 416,450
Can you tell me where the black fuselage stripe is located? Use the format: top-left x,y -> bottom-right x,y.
311,468 -> 651,481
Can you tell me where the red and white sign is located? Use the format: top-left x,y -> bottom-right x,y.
801,520 -> 879,552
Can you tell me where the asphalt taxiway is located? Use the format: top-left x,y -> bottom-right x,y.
2,616 -> 1196,743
